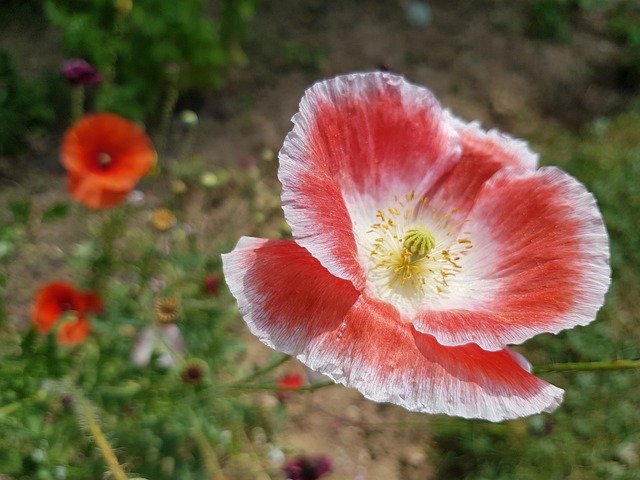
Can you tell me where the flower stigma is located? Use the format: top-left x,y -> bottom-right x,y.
97,152 -> 112,169
404,226 -> 437,257
366,192 -> 472,311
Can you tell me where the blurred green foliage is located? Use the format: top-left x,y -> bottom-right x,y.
527,0 -> 574,41
45,0 -> 259,121
608,0 -> 640,88
431,111 -> 640,480
0,194 -> 280,478
0,51 -> 54,156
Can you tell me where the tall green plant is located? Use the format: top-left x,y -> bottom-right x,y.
0,51 -> 53,156
45,0 -> 259,122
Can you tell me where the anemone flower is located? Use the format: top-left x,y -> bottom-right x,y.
222,73 -> 611,421
32,281 -> 102,345
61,113 -> 155,209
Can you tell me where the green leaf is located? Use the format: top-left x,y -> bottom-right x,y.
0,240 -> 14,260
42,202 -> 69,222
8,199 -> 30,224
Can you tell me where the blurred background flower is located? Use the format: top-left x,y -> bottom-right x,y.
62,59 -> 102,87
283,455 -> 332,480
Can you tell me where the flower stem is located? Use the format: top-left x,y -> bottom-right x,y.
70,86 -> 85,123
224,380 -> 335,394
158,82 -> 179,153
235,354 -> 291,384
88,208 -> 126,291
533,359 -> 640,374
80,403 -> 128,480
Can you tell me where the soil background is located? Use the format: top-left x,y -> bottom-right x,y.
2,1 -> 638,479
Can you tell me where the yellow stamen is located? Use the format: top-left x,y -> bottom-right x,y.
365,192 -> 472,306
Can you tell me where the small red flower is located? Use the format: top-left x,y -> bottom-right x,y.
202,274 -> 220,296
277,372 -> 304,402
31,281 -> 102,345
278,373 -> 303,391
61,114 -> 155,209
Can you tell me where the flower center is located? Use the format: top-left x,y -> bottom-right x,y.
97,152 -> 112,170
154,297 -> 180,324
59,301 -> 74,312
365,193 -> 472,311
403,226 -> 436,257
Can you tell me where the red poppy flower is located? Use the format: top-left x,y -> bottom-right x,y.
222,73 -> 611,421
32,281 -> 103,344
61,113 -> 155,209
57,317 -> 91,345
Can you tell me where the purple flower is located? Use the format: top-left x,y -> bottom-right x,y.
62,59 -> 102,87
283,455 -> 332,480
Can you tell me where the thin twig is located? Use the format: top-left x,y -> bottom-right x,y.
234,355 -> 291,384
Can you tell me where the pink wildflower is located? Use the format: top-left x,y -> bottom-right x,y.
222,73 -> 610,421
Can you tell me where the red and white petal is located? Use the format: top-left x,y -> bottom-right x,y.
222,236 -> 563,421
222,237 -> 361,351
279,72 -> 460,288
424,111 -> 539,220
318,297 -> 562,421
446,111 -> 538,171
414,166 -> 610,351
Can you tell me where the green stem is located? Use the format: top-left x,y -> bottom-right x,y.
70,86 -> 85,123
88,208 -> 126,291
158,83 -> 179,153
179,122 -> 197,162
226,380 -> 335,394
533,359 -> 640,374
234,355 -> 291,384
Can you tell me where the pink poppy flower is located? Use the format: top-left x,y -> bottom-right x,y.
222,73 -> 610,421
